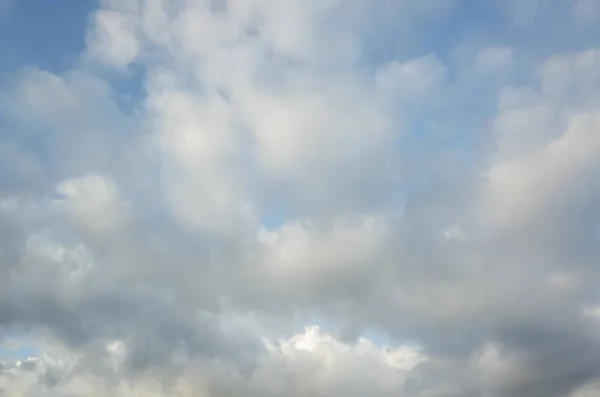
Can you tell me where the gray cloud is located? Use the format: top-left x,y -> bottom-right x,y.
1,0 -> 600,396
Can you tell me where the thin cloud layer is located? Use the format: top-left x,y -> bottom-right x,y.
1,0 -> 600,396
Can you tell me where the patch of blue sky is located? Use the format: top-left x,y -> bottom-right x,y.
256,182 -> 306,230
259,203 -> 290,230
360,1 -> 507,70
0,0 -> 96,74
0,343 -> 39,360
0,331 -> 40,360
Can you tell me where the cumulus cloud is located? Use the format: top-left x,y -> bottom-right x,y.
1,0 -> 600,396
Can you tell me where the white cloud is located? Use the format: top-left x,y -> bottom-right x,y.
55,174 -> 127,235
0,327 -> 425,397
474,46 -> 514,74
86,9 -> 141,69
2,1 -> 600,396
539,48 -> 600,102
486,49 -> 600,244
257,215 -> 389,299
376,54 -> 447,101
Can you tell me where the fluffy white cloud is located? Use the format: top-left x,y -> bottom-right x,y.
0,327 -> 426,397
86,9 -> 141,69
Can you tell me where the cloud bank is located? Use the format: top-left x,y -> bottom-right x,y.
2,0 -> 600,396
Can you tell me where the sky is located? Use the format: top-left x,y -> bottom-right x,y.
1,0 -> 600,396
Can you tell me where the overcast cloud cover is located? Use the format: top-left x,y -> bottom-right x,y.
1,0 -> 600,396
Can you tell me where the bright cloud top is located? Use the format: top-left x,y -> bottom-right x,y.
1,0 -> 600,396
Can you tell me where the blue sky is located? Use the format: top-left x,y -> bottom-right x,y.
0,339 -> 38,360
0,0 -> 95,72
